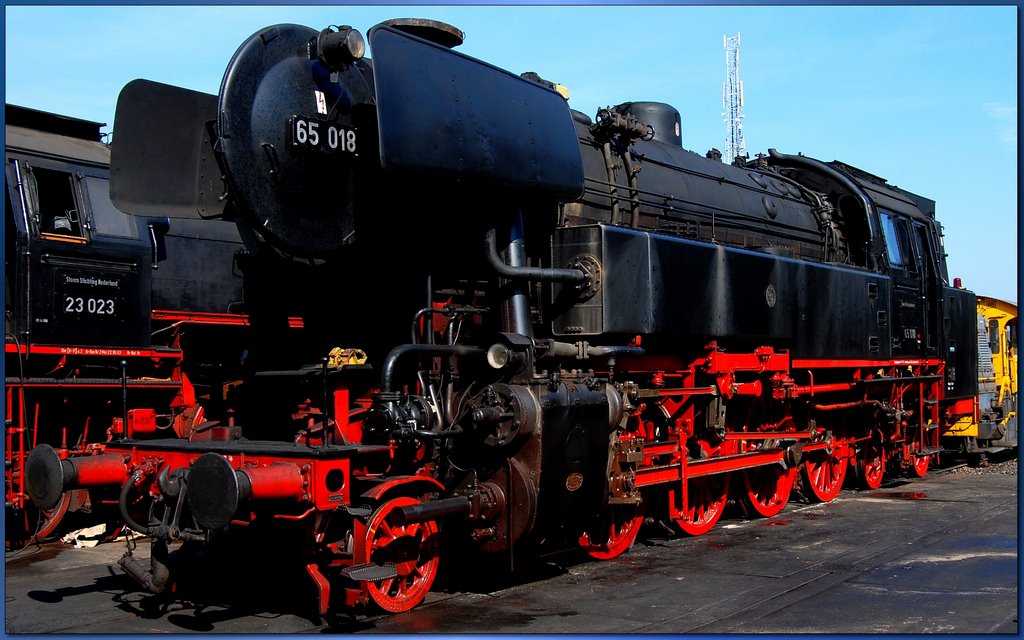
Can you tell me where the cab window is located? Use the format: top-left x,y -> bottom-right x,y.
25,164 -> 87,240
880,212 -> 905,269
85,175 -> 138,239
880,210 -> 918,274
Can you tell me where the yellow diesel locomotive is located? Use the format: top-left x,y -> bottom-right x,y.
943,296 -> 1018,461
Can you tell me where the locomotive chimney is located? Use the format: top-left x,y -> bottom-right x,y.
377,18 -> 465,48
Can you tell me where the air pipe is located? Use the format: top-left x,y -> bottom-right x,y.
380,344 -> 484,394
767,149 -> 883,271
484,228 -> 588,284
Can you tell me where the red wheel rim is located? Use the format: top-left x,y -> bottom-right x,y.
7,490 -> 74,549
801,449 -> 848,502
32,489 -> 74,541
858,440 -> 886,490
910,452 -> 930,478
742,465 -> 796,518
359,496 -> 440,613
675,473 -> 730,536
579,500 -> 645,560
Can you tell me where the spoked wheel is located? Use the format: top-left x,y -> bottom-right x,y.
22,488 -> 82,546
674,473 -> 731,536
579,499 -> 645,560
358,496 -> 440,613
909,451 -> 930,478
801,447 -> 848,502
857,438 -> 886,490
31,489 -> 79,541
6,490 -> 74,550
741,465 -> 796,518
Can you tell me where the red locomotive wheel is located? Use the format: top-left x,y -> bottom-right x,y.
31,489 -> 76,541
801,449 -> 848,502
674,473 -> 730,536
909,452 -> 930,478
857,439 -> 886,490
7,490 -> 74,549
578,500 -> 645,560
359,496 -> 441,613
741,465 -> 796,518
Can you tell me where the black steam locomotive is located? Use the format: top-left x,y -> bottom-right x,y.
24,19 -> 977,614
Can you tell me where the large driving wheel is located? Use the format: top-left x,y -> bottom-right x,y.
579,499 -> 645,560
741,465 -> 796,518
674,473 -> 731,536
857,438 -> 886,490
358,496 -> 440,613
801,447 -> 848,502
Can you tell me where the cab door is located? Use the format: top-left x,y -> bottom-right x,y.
880,209 -> 926,357
909,221 -> 942,356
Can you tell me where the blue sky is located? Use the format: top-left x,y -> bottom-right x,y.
4,5 -> 1018,303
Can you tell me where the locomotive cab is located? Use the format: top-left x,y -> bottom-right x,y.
4,105 -> 190,547
4,105 -> 156,349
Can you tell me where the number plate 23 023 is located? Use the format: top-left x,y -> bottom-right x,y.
289,116 -> 357,154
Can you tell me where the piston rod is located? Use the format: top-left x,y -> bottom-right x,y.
390,496 -> 472,525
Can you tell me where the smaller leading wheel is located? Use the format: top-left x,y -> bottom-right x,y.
801,446 -> 848,502
358,496 -> 440,613
909,451 -> 930,478
32,489 -> 82,541
674,473 -> 731,536
6,490 -> 74,550
742,464 -> 796,518
857,437 -> 886,490
579,499 -> 645,560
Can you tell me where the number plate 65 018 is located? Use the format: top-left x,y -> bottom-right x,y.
289,116 -> 357,154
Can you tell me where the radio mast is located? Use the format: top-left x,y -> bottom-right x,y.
722,33 -> 745,164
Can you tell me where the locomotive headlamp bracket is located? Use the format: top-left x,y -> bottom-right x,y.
314,26 -> 365,69
485,332 -> 532,376
486,344 -> 512,369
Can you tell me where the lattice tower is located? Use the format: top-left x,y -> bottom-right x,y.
722,33 -> 746,164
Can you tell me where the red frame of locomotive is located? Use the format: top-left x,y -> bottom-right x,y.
25,337 -> 963,614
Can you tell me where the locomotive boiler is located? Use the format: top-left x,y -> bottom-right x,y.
25,18 -> 978,615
